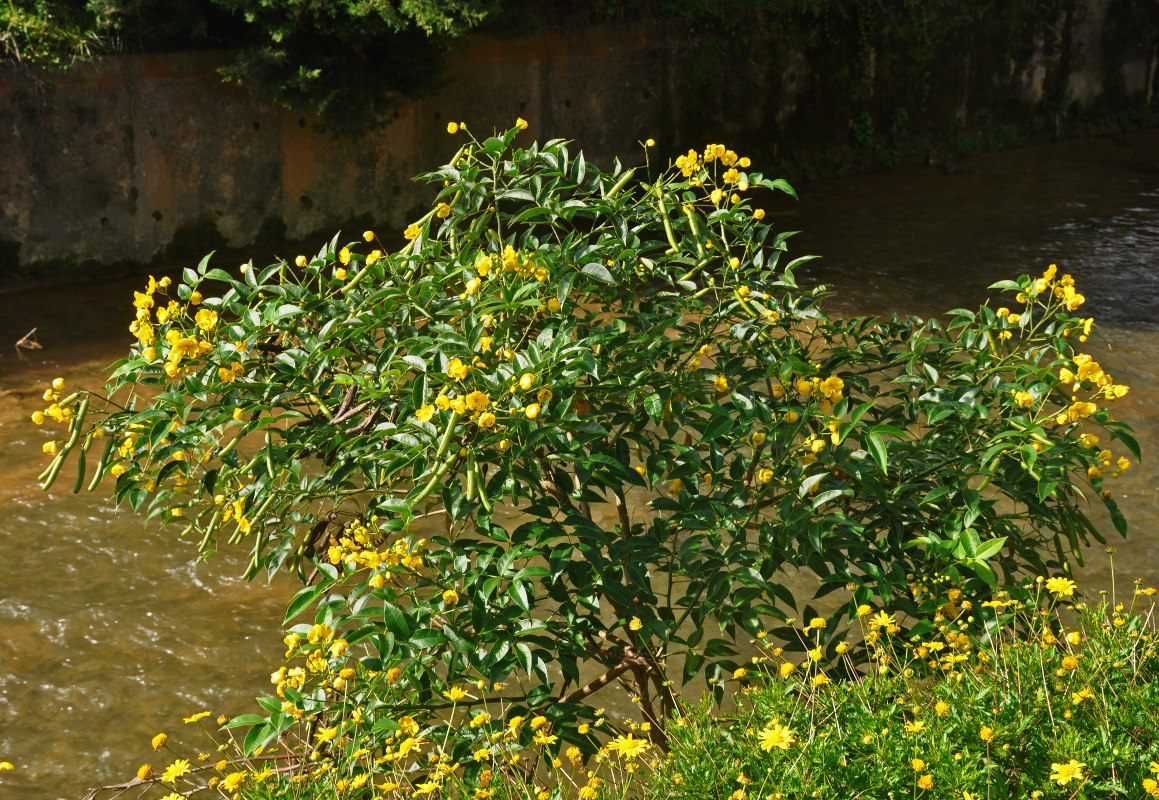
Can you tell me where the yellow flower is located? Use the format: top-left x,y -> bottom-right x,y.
1061,655 -> 1079,671
1050,759 -> 1086,786
465,390 -> 490,411
314,726 -> 338,742
516,117 -> 528,130
757,723 -> 796,751
979,726 -> 994,743
811,674 -> 830,687
222,772 -> 246,791
629,617 -> 643,631
911,759 -> 925,771
152,733 -> 168,751
917,774 -> 934,790
160,759 -> 191,784
415,404 -> 435,422
779,661 -> 796,678
194,308 -> 218,332
934,701 -> 949,716
732,667 -> 747,679
295,254 -> 307,267
137,764 -> 153,780
447,121 -> 459,134
447,358 -> 469,380
546,297 -> 562,312
1046,577 -> 1077,597
645,138 -> 655,147
525,403 -> 541,420
519,373 -> 535,391
444,686 -> 468,702
606,734 -> 649,759
404,223 -> 422,240
905,720 -> 925,733
757,468 -> 773,484
183,711 -> 210,724
442,588 -> 460,606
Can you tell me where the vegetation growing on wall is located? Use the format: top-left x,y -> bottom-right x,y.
5,1 -> 1156,146
2,0 -> 496,125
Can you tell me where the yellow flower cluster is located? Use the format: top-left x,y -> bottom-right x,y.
1019,264 -> 1085,312
794,375 -> 845,409
1058,353 -> 1128,404
31,377 -> 76,429
326,521 -> 426,579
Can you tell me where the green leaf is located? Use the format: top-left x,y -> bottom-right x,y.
971,560 -> 997,586
580,262 -> 614,284
812,489 -> 847,509
284,583 -> 328,624
408,629 -> 447,650
226,714 -> 268,729
865,430 -> 888,475
382,603 -> 412,639
1110,427 -> 1142,462
643,393 -> 662,423
988,279 -> 1023,291
973,536 -> 1007,561
243,723 -> 277,755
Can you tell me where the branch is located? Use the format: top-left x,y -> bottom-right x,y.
330,400 -> 371,427
14,327 -> 40,363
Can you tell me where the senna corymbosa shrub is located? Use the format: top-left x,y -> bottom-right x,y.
37,123 -> 1137,769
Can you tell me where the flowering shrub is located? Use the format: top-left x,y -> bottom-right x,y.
35,123 -> 1139,795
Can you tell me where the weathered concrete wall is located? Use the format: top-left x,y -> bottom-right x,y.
0,25 -> 676,282
1,2 -> 1156,284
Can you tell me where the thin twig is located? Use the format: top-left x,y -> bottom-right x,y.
15,327 -> 41,363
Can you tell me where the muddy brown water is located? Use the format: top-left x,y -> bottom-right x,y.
4,129 -> 1159,798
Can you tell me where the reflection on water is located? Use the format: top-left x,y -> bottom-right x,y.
3,129 -> 1159,798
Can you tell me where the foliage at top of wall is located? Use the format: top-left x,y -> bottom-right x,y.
1,0 -> 498,129
3,0 -> 1155,146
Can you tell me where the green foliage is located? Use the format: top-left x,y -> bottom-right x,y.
1,1 -> 105,65
36,125 -> 1137,794
211,0 -> 495,126
2,0 -> 495,128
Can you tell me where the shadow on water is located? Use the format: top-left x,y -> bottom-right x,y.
3,130 -> 1159,798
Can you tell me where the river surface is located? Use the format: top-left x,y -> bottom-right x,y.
3,129 -> 1159,799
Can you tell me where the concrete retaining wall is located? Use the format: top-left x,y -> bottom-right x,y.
1,3 -> 1155,283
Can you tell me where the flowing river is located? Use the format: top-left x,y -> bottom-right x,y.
3,129 -> 1159,799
